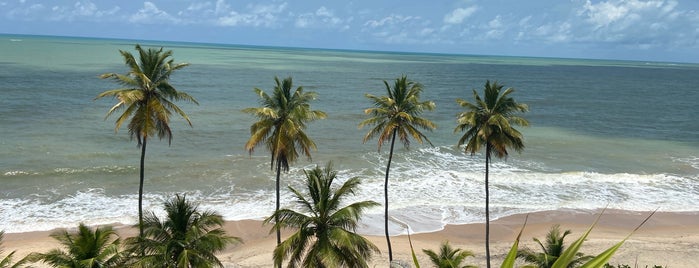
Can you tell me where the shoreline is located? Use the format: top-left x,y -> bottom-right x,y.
4,209 -> 698,267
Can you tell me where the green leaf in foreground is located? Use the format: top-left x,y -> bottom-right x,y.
501,214 -> 528,268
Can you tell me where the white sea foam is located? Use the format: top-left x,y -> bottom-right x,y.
2,147 -> 697,234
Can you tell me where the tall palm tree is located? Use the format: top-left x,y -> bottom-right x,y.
265,162 -> 380,268
517,225 -> 592,268
422,241 -> 477,268
359,75 -> 436,262
454,80 -> 528,268
128,194 -> 241,268
1,231 -> 29,268
96,44 -> 198,239
243,76 -> 327,248
33,224 -> 123,268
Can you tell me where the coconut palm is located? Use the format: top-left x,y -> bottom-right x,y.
33,224 -> 122,268
422,241 -> 477,268
1,231 -> 30,268
128,194 -> 241,268
517,225 -> 593,268
243,76 -> 327,248
359,75 -> 436,262
265,162 -> 380,268
455,80 -> 528,268
96,44 -> 198,239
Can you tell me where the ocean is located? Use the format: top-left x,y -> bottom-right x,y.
1,34 -> 697,234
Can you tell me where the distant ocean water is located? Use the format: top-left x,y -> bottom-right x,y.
1,34 -> 698,234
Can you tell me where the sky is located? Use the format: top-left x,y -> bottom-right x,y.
1,0 -> 698,63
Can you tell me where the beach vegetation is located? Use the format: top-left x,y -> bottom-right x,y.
31,224 -> 123,268
243,76 -> 327,250
455,80 -> 529,267
517,225 -> 592,268
125,194 -> 240,268
265,162 -> 380,268
359,75 -> 436,262
422,241 -> 477,268
95,44 -> 198,239
0,231 -> 30,268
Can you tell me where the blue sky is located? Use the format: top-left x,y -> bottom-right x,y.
1,0 -> 698,63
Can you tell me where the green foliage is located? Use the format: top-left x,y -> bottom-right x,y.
422,241 -> 477,268
32,224 -> 123,268
501,214 -> 528,268
1,231 -> 30,268
126,194 -> 241,268
265,162 -> 380,268
517,225 -> 592,268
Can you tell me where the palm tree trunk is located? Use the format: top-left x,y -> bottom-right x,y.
138,136 -> 147,257
485,144 -> 491,268
139,136 -> 147,240
385,129 -> 397,262
275,159 -> 282,268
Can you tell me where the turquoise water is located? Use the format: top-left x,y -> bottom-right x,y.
1,34 -> 698,234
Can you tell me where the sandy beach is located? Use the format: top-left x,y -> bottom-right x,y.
3,209 -> 698,267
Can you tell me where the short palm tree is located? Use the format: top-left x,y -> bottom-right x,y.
517,225 -> 592,268
243,76 -> 327,247
33,224 -> 122,268
455,80 -> 528,268
128,194 -> 241,268
422,241 -> 477,268
1,231 -> 30,268
96,44 -> 198,239
359,75 -> 436,262
265,162 -> 380,268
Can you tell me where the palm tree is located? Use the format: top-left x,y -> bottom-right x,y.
517,225 -> 592,268
454,80 -> 528,268
243,76 -> 327,248
265,162 -> 380,268
1,231 -> 29,268
96,44 -> 198,239
128,194 -> 241,268
422,241 -> 477,268
359,75 -> 436,262
33,224 -> 123,268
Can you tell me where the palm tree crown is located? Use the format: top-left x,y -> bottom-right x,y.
455,80 -> 528,158
422,241 -> 477,268
33,224 -> 122,268
454,80 -> 528,268
243,76 -> 327,171
96,44 -> 198,239
265,163 -> 380,268
96,44 -> 198,146
360,75 -> 436,150
129,194 -> 241,268
359,75 -> 435,262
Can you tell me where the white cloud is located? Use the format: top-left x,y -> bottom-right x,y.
443,6 -> 477,24
294,6 -> 348,30
129,1 -> 180,24
217,2 -> 287,27
364,14 -> 419,28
